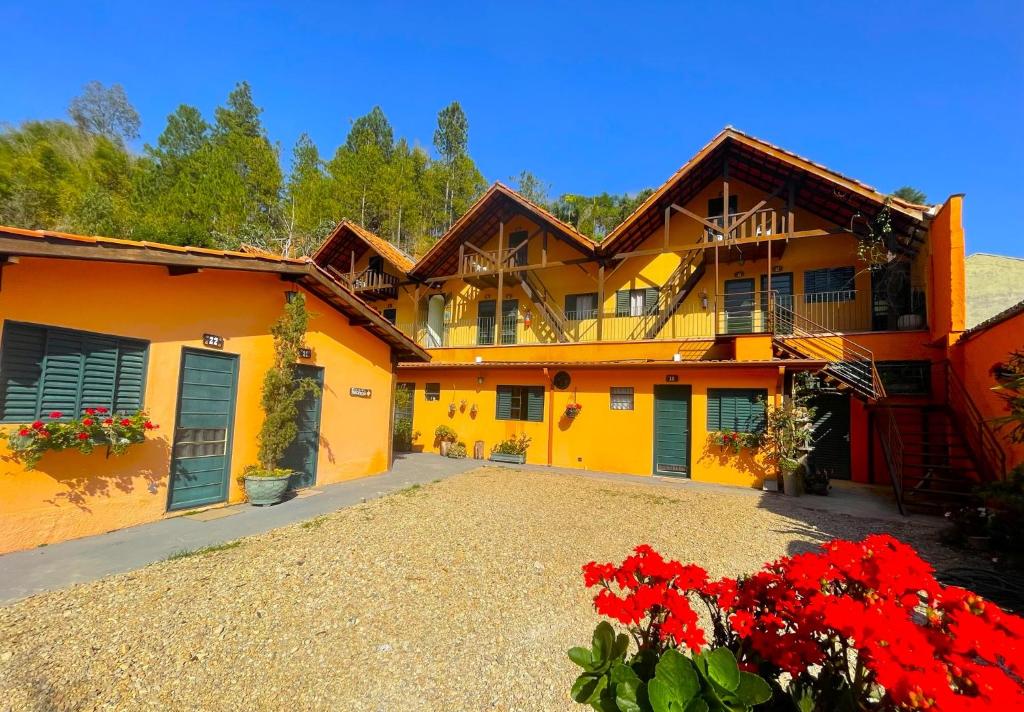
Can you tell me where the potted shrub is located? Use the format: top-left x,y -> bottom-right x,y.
489,434 -> 531,464
435,424 -> 458,456
244,293 -> 320,506
761,376 -> 816,496
447,441 -> 467,459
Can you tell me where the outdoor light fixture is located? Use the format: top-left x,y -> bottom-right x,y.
700,292 -> 709,310
474,355 -> 483,364
477,375 -> 485,385
673,353 -> 682,362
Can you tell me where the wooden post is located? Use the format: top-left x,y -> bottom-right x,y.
458,243 -> 465,276
350,250 -> 356,282
597,264 -> 606,341
495,221 -> 505,344
787,181 -> 795,240
664,207 -> 671,248
542,229 -> 548,267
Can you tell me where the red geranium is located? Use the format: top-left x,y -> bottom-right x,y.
119,418 -> 131,426
581,537 -> 1024,711
31,420 -> 44,430
82,418 -> 94,426
18,428 -> 31,437
48,411 -> 63,419
76,432 -> 89,441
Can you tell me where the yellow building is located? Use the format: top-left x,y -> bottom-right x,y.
312,128 -> 997,514
0,227 -> 427,553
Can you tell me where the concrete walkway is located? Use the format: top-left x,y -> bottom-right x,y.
0,453 -> 930,604
0,453 -> 478,604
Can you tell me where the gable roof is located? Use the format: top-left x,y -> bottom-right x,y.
600,127 -> 931,256
410,182 -> 596,279
0,225 -> 429,362
313,220 -> 415,274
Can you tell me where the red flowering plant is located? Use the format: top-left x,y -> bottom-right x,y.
712,430 -> 759,455
1,407 -> 158,469
571,536 -> 1024,711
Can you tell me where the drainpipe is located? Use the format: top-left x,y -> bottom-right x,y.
543,367 -> 554,466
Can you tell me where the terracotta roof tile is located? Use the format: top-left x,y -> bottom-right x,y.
313,220 -> 415,273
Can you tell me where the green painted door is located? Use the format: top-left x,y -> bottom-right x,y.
810,392 -> 851,480
168,349 -> 239,511
761,273 -> 794,334
653,385 -> 691,476
281,364 -> 324,489
724,278 -> 756,333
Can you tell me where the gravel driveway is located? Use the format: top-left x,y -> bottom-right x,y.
0,467 -> 962,711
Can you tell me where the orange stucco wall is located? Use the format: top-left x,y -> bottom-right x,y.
0,257 -> 396,553
928,195 -> 966,344
950,311 -> 1024,473
397,364 -> 781,487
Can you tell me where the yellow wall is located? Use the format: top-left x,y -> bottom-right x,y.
398,364 -> 780,487
0,258 -> 396,553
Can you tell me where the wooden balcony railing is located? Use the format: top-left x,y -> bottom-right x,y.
338,268 -> 399,293
704,208 -> 790,242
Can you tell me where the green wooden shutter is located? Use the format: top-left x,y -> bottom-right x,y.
564,294 -> 578,317
0,323 -> 46,422
615,290 -> 630,317
804,269 -> 826,295
749,392 -> 767,432
113,340 -> 148,413
495,386 -> 512,420
81,334 -> 118,412
39,330 -> 86,416
707,390 -> 722,430
644,287 -> 660,315
526,386 -> 544,422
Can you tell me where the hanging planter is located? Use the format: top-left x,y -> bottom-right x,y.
448,402 -> 457,416
564,402 -> 583,420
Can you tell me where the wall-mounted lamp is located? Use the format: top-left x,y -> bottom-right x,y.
734,270 -> 744,278
285,290 -> 300,304
672,353 -> 682,362
477,375 -> 485,385
700,292 -> 709,310
474,355 -> 483,364
772,265 -> 783,273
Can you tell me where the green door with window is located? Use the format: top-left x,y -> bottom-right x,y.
761,273 -> 794,334
280,364 -> 324,489
168,349 -> 239,511
724,278 -> 756,333
810,392 -> 851,480
653,385 -> 691,476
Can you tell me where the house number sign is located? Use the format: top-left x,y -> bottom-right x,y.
350,387 -> 372,398
665,375 -> 679,382
203,333 -> 225,349
298,347 -> 313,359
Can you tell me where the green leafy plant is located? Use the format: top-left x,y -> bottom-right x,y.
0,407 -> 157,470
248,293 -> 319,477
446,441 -> 467,459
993,350 -> 1024,444
434,424 -> 458,443
760,376 -> 816,477
491,434 -> 531,456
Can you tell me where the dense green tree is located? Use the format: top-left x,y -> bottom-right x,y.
283,133 -> 337,256
511,170 -> 550,206
433,101 -> 470,229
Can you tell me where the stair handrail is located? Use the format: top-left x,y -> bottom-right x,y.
769,293 -> 886,399
633,240 -> 706,340
521,269 -> 570,341
876,404 -> 906,515
944,361 -> 1007,481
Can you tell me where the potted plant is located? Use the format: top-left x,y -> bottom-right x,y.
447,441 -> 467,459
244,292 -> 320,506
564,402 -> 583,420
490,434 -> 531,464
761,376 -> 816,496
435,424 -> 458,456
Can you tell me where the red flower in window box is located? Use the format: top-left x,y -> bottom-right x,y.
48,411 -> 63,419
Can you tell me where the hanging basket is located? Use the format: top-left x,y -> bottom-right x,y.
564,404 -> 582,420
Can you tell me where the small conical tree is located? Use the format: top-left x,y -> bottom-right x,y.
255,292 -> 320,473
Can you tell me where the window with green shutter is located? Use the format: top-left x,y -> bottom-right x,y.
876,361 -> 931,396
803,267 -> 855,302
707,388 -> 767,433
565,292 -> 598,319
495,385 -> 544,422
0,321 -> 149,422
614,288 -> 659,317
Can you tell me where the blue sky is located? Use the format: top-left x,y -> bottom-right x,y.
2,1 -> 1022,255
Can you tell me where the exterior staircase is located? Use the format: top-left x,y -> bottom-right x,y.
881,405 -> 982,513
768,298 -> 884,400
642,247 -> 707,339
521,270 -> 570,342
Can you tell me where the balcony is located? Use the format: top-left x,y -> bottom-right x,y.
394,289 -> 926,349
335,268 -> 399,300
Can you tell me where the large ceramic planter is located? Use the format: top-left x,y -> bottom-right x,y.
490,452 -> 526,464
244,474 -> 291,506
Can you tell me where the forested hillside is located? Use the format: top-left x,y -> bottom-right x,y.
0,81 -> 651,256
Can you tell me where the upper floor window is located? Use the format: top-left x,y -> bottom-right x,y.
804,267 -> 855,303
477,300 -> 518,346
382,308 -> 397,325
496,385 -> 544,422
707,388 -> 767,433
368,255 -> 384,274
508,231 -> 528,267
877,361 -> 931,396
707,195 -> 738,218
0,321 -> 149,422
615,288 -> 659,317
565,292 -> 599,320
424,383 -> 441,401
